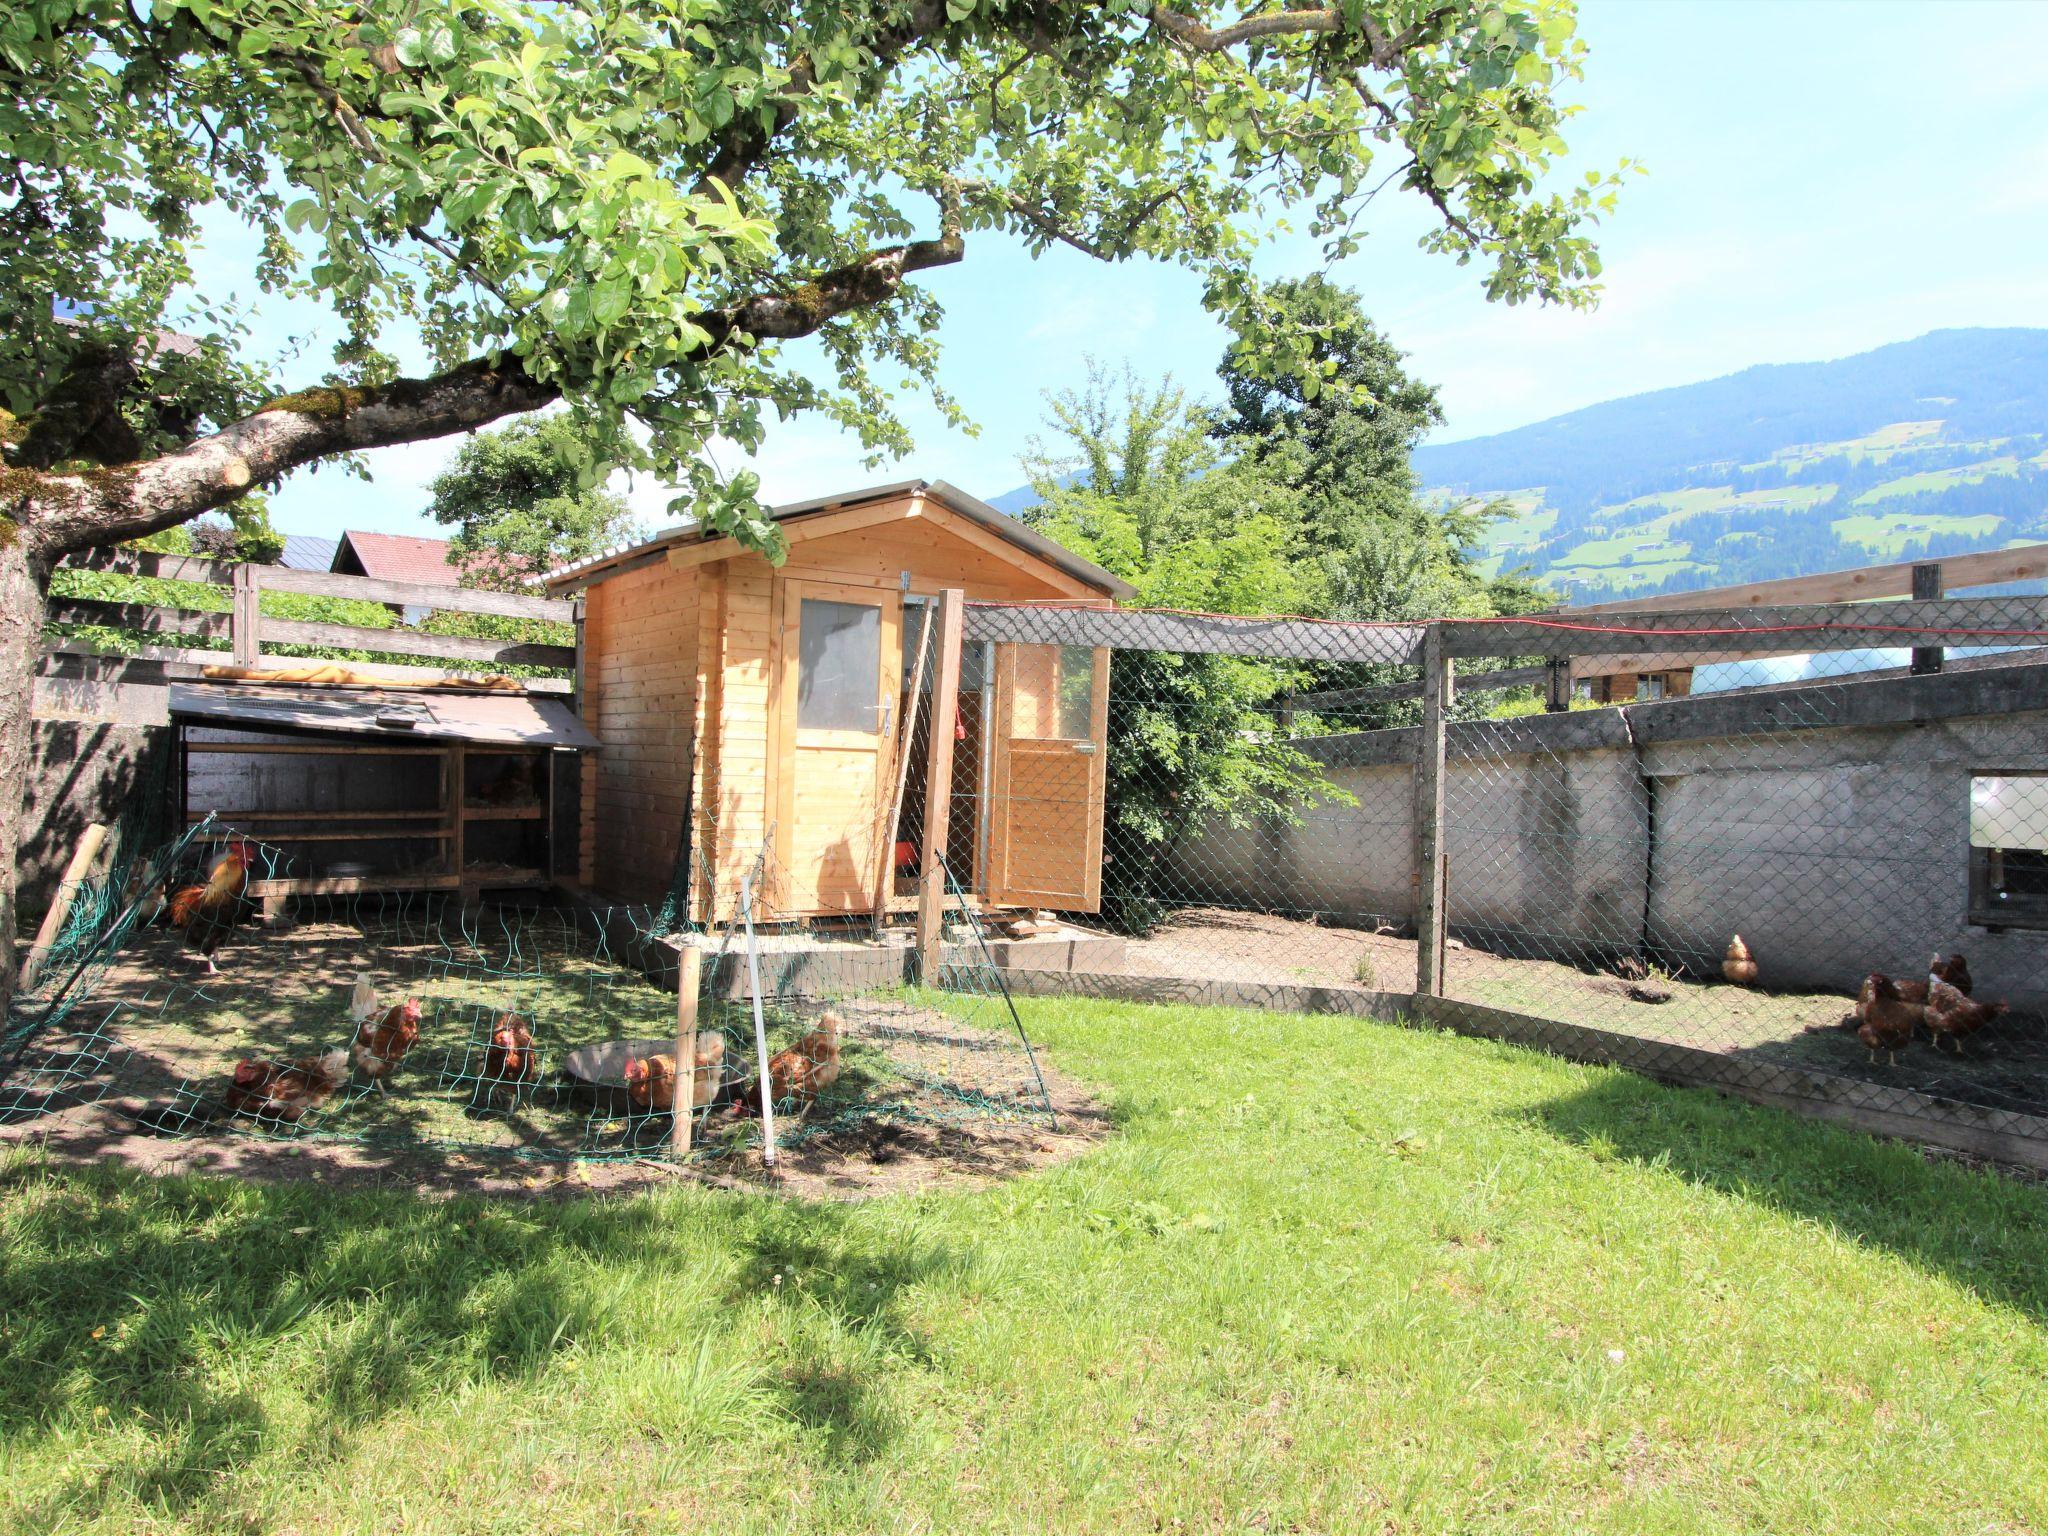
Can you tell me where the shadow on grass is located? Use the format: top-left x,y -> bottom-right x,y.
0,1157 -> 964,1522
1526,1071 -> 2048,1322
721,1199 -> 962,1465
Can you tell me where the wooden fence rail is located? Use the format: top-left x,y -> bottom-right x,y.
44,548 -> 579,683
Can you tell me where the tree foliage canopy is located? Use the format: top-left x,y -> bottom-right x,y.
423,415 -> 639,588
1,0 -> 1623,563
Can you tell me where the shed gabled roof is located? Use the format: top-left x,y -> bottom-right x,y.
543,479 -> 1135,600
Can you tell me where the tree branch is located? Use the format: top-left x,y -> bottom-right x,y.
12,357 -> 559,560
10,204 -> 969,560
689,186 -> 966,352
1147,5 -> 1342,52
1147,3 -> 1458,68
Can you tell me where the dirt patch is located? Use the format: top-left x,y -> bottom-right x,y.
1,917 -> 1115,1202
1106,908 -> 2048,1116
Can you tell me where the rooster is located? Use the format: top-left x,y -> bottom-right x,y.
730,1010 -> 843,1116
221,1048 -> 350,1124
1855,974 -> 1924,1065
477,1012 -> 539,1106
1925,976 -> 2006,1055
350,982 -> 423,1094
166,837 -> 256,975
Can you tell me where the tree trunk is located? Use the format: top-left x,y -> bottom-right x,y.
0,531 -> 49,1022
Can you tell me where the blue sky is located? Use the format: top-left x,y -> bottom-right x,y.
250,0 -> 2048,542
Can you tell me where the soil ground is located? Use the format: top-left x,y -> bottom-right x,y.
1115,908 -> 2048,1117
0,915 -> 1111,1201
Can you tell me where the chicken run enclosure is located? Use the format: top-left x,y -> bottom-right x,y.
16,562 -> 2048,1178
0,816 -> 1060,1178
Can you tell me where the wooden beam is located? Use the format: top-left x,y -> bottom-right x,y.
258,564 -> 576,622
260,617 -> 573,668
1413,627 -> 1450,999
1441,597 -> 2048,660
919,502 -> 1099,599
18,823 -> 108,993
1557,541 -> 2048,615
1911,561 -> 1945,675
874,600 -> 936,928
667,498 -> 927,572
48,597 -> 231,637
916,589 -> 966,979
231,562 -> 261,666
60,548 -> 235,585
1544,657 -> 1572,713
56,549 -> 574,621
673,943 -> 701,1162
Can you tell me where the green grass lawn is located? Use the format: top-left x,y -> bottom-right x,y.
5,998 -> 2048,1534
1830,509 -> 2005,556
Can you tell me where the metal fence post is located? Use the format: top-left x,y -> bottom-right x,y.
1414,624 -> 1451,997
1911,561 -> 1944,674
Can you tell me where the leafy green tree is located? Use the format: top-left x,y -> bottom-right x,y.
0,0 -> 1621,1005
423,416 -> 639,590
1021,367 -> 1342,933
1218,274 -> 1533,623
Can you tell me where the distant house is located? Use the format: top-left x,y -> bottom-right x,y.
278,534 -> 338,572
331,530 -> 465,624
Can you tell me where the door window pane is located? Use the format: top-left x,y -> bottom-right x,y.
798,599 -> 881,731
1056,646 -> 1096,739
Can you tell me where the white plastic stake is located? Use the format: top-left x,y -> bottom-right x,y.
740,871 -> 777,1168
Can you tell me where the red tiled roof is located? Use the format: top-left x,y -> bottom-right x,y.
335,531 -> 464,586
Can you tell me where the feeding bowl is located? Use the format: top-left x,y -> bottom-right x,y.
561,1034 -> 726,1114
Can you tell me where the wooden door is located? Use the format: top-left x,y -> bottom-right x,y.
986,642 -> 1109,912
774,579 -> 902,914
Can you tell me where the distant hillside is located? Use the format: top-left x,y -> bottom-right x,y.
1416,328 -> 2048,601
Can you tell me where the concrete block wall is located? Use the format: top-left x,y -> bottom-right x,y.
21,720 -> 170,913
1161,664 -> 2048,1009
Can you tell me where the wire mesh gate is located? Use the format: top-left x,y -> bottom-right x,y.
953,590 -> 2048,1171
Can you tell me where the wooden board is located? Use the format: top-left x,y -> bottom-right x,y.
985,642 -> 1108,913
1558,541 -> 2048,615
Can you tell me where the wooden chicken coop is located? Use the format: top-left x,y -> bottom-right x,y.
547,479 -> 1133,922
170,681 -> 600,907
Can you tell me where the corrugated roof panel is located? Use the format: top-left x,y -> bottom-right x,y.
168,683 -> 600,749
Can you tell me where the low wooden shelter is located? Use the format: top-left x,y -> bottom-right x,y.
547,480 -> 1133,922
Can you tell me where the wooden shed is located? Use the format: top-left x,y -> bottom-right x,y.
547,480 -> 1133,922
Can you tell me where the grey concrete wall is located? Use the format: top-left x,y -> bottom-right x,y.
21,720 -> 171,913
1161,664 -> 2048,1008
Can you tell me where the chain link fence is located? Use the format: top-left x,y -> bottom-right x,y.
942,592 -> 2048,1170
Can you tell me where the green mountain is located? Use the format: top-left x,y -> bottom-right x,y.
1414,328 -> 2048,601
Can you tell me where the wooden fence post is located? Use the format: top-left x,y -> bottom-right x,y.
1414,626 -> 1451,998
230,562 -> 261,666
17,823 -> 108,993
1911,562 -> 1944,675
672,942 -> 701,1162
915,589 -> 966,982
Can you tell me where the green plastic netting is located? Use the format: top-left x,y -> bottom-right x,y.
3,822 -> 1055,1166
